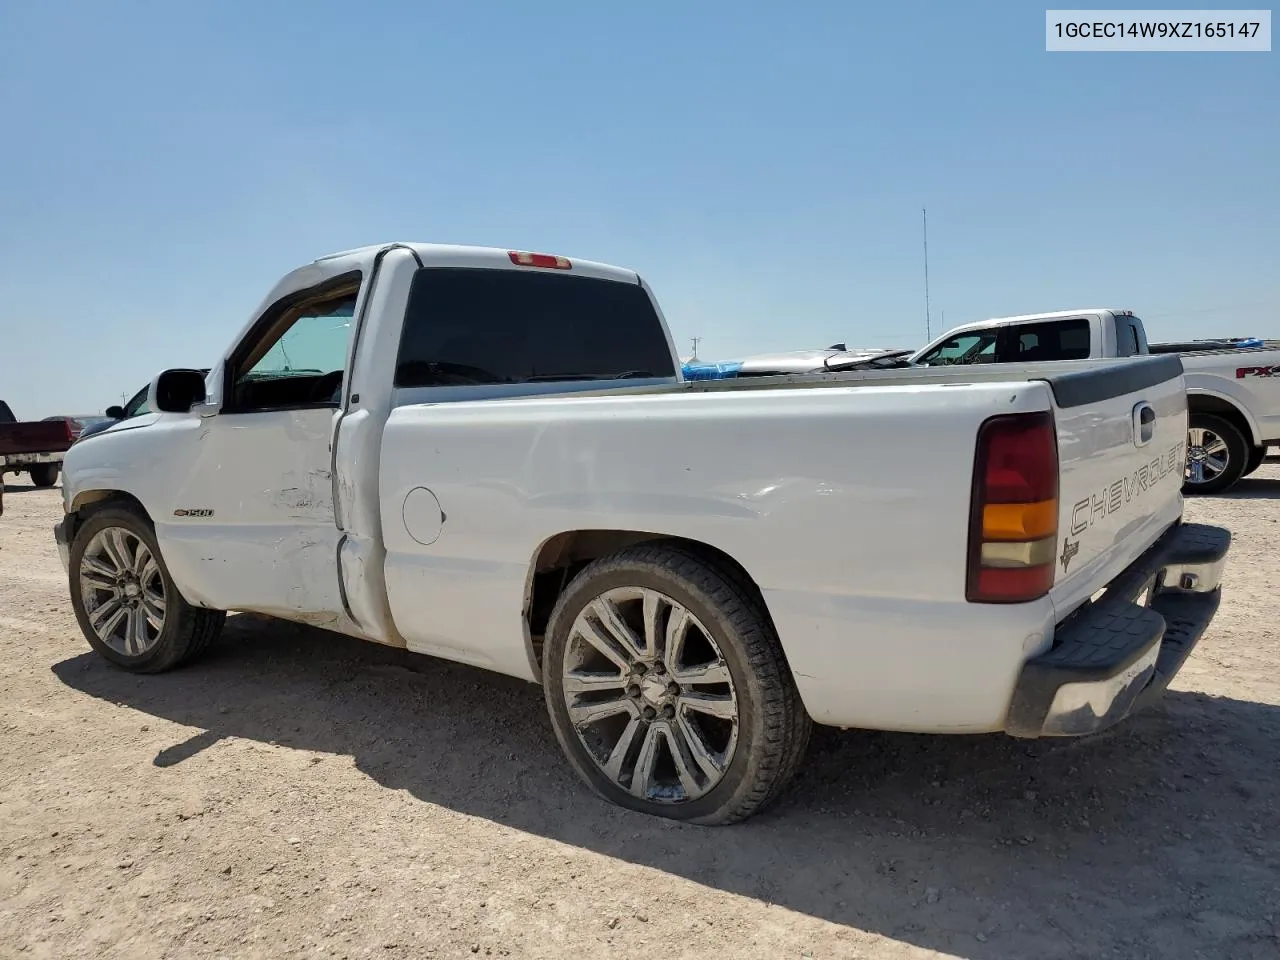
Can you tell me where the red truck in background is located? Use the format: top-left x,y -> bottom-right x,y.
0,400 -> 78,491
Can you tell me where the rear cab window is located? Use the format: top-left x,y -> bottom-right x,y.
393,268 -> 676,389
1114,315 -> 1149,356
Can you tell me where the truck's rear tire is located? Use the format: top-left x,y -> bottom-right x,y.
542,541 -> 811,825
68,505 -> 225,673
1183,413 -> 1248,495
1244,445 -> 1267,477
29,463 -> 59,488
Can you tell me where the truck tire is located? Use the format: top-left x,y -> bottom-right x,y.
68,505 -> 226,673
1183,413 -> 1248,495
29,463 -> 59,488
542,541 -> 811,825
1244,445 -> 1267,477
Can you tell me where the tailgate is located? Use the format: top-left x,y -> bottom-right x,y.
0,422 -> 73,457
1045,356 -> 1187,617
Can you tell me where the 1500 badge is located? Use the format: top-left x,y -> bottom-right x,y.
1068,440 -> 1184,539
173,508 -> 214,518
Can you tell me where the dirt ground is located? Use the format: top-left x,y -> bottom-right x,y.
1,471 -> 1278,960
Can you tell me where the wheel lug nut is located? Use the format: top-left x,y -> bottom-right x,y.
661,705 -> 675,719
667,683 -> 680,696
626,685 -> 640,698
642,706 -> 656,720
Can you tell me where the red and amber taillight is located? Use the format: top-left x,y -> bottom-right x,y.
966,411 -> 1059,603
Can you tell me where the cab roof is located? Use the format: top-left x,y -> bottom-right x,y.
311,242 -> 640,286
944,308 -> 1133,334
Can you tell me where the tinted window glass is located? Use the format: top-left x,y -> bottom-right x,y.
1121,320 -> 1152,358
394,268 -> 676,387
915,331 -> 998,366
1116,319 -> 1141,356
1126,316 -> 1149,354
1012,319 -> 1091,361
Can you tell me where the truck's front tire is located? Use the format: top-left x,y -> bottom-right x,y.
542,541 -> 811,825
29,463 -> 59,488
68,505 -> 225,673
1183,413 -> 1248,495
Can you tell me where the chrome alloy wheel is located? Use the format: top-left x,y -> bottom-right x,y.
1186,426 -> 1230,486
78,527 -> 166,656
561,586 -> 739,803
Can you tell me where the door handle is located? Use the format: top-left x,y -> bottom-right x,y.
1132,402 -> 1155,447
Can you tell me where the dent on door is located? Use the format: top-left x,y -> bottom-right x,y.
162,408 -> 347,624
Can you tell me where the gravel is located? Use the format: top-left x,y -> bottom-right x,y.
1,469 -> 1278,959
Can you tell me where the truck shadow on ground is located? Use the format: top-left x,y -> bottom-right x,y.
52,614 -> 1280,959
0,479 -> 53,495
1219,476 -> 1280,500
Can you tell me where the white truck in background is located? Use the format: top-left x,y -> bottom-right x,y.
909,309 -> 1280,494
56,244 -> 1230,825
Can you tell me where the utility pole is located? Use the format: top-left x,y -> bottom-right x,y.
922,207 -> 932,341
690,336 -> 701,360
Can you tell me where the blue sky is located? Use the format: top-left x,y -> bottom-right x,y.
1,1 -> 1276,417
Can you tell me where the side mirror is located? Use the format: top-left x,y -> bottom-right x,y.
152,369 -> 208,413
105,405 -> 126,420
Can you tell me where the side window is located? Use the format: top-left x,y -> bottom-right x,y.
393,267 -> 677,387
225,275 -> 361,413
915,331 -> 998,366
1010,319 -> 1091,361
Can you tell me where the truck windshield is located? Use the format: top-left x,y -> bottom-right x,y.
393,268 -> 676,388
915,331 -> 998,366
123,385 -> 150,417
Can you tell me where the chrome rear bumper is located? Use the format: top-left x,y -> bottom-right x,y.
1006,522 -> 1230,739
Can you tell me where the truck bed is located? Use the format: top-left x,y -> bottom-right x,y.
554,353 -> 1184,408
1150,339 -> 1280,356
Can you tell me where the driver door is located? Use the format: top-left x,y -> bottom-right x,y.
162,273 -> 360,621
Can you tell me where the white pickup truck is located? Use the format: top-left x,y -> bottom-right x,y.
56,244 -> 1230,825
909,309 -> 1280,494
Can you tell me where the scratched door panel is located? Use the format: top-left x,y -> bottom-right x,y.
158,407 -> 347,622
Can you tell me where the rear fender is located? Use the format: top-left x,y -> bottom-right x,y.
1184,381 -> 1259,445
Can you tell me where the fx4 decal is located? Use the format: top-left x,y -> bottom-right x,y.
1237,365 -> 1280,379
